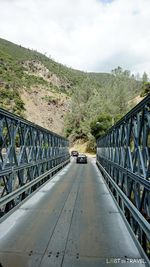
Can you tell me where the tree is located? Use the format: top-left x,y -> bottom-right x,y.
123,70 -> 131,77
142,72 -> 148,83
90,113 -> 112,139
140,82 -> 150,97
140,72 -> 150,96
112,66 -> 123,76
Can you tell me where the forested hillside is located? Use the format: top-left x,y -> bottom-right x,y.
65,67 -> 144,148
0,38 -> 147,148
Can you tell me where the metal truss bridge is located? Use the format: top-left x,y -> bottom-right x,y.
0,95 -> 150,267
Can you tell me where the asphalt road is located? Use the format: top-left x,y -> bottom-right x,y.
0,158 -> 148,267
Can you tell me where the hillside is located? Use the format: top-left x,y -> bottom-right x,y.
0,38 -> 82,134
0,38 -> 142,140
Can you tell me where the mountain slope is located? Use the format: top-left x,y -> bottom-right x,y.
0,38 -> 114,134
0,38 -> 142,137
0,38 -> 81,133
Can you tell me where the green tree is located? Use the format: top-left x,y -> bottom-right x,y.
90,113 -> 112,139
140,82 -> 150,97
142,72 -> 148,83
140,72 -> 149,96
112,66 -> 123,76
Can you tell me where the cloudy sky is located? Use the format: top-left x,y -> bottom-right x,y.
0,0 -> 150,75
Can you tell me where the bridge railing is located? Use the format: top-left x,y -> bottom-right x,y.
97,94 -> 150,259
0,108 -> 70,216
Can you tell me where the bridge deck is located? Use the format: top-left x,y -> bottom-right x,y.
0,158 -> 147,267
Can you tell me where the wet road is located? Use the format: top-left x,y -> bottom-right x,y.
0,158 -> 148,267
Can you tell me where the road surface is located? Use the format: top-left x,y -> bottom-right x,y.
0,158 -> 148,267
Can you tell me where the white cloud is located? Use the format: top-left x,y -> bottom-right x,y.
0,0 -> 150,75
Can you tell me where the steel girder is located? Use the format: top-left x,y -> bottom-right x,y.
96,94 -> 150,259
0,108 -> 70,216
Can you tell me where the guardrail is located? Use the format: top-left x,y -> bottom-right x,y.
0,108 -> 70,216
96,94 -> 150,259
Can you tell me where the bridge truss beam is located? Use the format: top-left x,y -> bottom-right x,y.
0,108 -> 70,216
97,94 -> 150,259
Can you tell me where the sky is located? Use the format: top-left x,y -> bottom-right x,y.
0,0 -> 150,75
